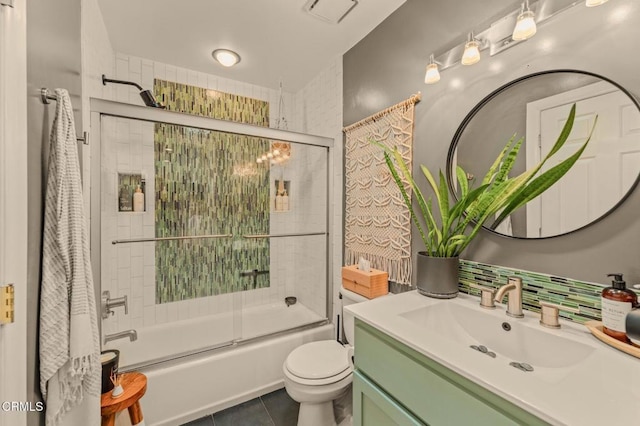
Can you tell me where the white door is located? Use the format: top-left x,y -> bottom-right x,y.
0,1 -> 28,425
526,81 -> 640,237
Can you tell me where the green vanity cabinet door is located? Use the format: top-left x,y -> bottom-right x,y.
354,319 -> 549,426
353,370 -> 424,426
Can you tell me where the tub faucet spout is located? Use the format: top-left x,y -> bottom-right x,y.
494,277 -> 524,318
104,329 -> 138,344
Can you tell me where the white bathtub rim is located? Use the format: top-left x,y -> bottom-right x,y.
119,318 -> 329,373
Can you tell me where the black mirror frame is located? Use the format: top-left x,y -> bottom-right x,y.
446,69 -> 640,240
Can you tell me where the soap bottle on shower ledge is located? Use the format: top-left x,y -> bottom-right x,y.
133,184 -> 145,212
282,190 -> 289,211
601,273 -> 638,342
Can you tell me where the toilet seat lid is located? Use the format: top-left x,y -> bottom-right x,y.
285,340 -> 349,380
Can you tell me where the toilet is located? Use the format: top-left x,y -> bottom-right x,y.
283,286 -> 370,426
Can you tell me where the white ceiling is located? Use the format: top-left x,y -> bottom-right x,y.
97,0 -> 406,91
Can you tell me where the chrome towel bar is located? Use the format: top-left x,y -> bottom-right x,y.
111,233 -> 234,245
242,232 -> 327,239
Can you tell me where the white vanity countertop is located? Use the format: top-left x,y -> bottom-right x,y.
345,290 -> 640,426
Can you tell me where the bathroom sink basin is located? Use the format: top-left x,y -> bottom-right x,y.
399,300 -> 595,368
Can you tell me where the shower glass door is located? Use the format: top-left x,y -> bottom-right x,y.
95,111 -> 329,369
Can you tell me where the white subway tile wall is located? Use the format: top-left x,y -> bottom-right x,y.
98,53 -> 342,334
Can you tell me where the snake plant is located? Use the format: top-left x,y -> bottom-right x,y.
372,104 -> 595,257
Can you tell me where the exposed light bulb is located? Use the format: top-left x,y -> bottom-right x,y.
261,155 -> 267,161
273,149 -> 280,156
512,1 -> 537,41
586,0 -> 609,6
424,54 -> 440,84
267,152 -> 273,159
461,34 -> 481,66
256,158 -> 263,164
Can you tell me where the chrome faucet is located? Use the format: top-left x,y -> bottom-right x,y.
101,290 -> 128,319
104,329 -> 137,344
494,277 -> 524,318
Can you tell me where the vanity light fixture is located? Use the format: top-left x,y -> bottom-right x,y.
512,0 -> 537,41
424,54 -> 441,84
423,0 -> 609,85
461,33 -> 481,66
585,0 -> 609,6
212,49 -> 241,67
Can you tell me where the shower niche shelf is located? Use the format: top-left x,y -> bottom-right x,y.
118,172 -> 146,213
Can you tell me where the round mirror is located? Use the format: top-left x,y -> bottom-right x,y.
447,70 -> 640,239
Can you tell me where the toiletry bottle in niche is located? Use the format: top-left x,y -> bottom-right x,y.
601,273 -> 638,342
282,190 -> 289,211
275,192 -> 283,211
119,184 -> 133,212
133,184 -> 144,212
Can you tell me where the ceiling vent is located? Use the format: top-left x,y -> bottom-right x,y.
304,0 -> 358,24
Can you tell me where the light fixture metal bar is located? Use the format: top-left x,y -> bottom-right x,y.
431,0 -> 582,73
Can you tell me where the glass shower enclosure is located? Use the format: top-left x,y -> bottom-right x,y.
90,99 -> 333,369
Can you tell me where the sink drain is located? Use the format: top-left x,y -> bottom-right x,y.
502,322 -> 511,331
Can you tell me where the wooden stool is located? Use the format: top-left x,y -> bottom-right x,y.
100,372 -> 147,426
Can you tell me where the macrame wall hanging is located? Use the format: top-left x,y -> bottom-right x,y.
343,93 -> 421,286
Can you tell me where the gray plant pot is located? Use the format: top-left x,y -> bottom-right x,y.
416,253 -> 459,299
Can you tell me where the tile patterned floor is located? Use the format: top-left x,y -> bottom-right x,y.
181,388 -> 299,426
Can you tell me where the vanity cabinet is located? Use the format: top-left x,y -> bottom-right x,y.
353,319 -> 548,426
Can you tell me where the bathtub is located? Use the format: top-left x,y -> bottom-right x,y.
108,302 -> 333,426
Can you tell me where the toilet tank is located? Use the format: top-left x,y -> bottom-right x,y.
340,285 -> 370,345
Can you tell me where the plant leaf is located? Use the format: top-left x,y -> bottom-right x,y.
383,152 -> 430,250
492,118 -> 595,227
481,134 -> 517,186
456,166 -> 469,199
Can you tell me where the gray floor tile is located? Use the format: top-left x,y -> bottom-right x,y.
181,414 -> 214,426
261,388 -> 299,426
214,398 -> 274,426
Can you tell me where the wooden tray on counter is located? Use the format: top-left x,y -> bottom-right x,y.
584,320 -> 640,359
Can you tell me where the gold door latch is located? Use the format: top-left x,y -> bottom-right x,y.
0,284 -> 15,324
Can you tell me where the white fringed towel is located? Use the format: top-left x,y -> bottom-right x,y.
40,89 -> 100,425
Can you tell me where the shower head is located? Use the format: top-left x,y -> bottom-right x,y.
102,74 -> 165,108
139,89 -> 164,109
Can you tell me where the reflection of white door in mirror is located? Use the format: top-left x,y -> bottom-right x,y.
526,82 -> 640,237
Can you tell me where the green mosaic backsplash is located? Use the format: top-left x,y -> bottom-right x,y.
459,260 -> 639,324
154,79 -> 271,303
154,79 -> 269,125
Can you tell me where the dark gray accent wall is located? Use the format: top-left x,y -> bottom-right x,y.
344,0 -> 640,286
26,1 -> 82,424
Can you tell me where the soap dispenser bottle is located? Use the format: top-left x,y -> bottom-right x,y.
601,273 -> 638,342
133,184 -> 145,212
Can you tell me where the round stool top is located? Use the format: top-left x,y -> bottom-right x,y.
100,372 -> 147,416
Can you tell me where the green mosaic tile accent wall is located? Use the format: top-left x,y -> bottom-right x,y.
154,79 -> 270,303
459,260 -> 639,324
155,79 -> 269,125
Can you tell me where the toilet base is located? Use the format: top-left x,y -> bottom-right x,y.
298,401 -> 336,426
